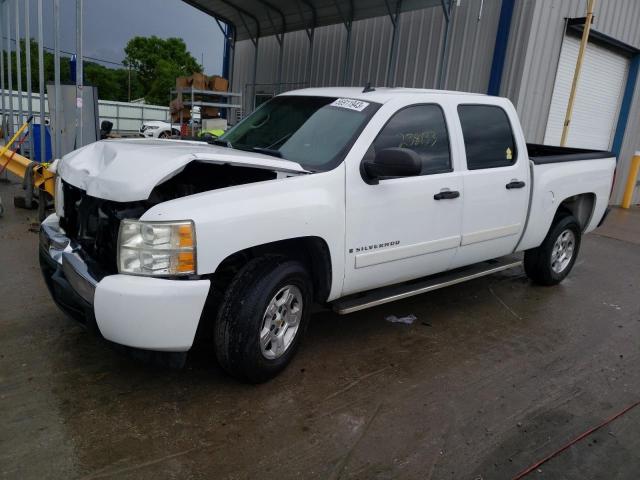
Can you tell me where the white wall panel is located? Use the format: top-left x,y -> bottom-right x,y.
544,35 -> 629,150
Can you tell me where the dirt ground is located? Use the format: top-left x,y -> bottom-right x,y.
1,178 -> 640,479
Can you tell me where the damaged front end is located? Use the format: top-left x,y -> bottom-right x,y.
58,159 -> 297,273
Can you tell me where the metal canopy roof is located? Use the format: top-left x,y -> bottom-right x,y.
183,0 -> 443,41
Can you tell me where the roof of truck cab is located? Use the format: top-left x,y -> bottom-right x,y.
282,87 -> 487,104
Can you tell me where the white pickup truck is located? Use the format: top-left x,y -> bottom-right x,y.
40,87 -> 615,382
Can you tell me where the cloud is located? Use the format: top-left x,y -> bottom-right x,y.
17,0 -> 225,74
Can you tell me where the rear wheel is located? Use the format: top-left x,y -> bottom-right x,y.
159,130 -> 172,139
214,256 -> 312,383
524,213 -> 581,285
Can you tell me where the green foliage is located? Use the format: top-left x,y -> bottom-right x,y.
124,36 -> 202,105
1,35 -> 201,106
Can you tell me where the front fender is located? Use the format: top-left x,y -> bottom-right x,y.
141,165 -> 346,300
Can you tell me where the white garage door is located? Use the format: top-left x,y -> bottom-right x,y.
544,35 -> 629,150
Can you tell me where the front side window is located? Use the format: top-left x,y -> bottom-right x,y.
458,105 -> 517,169
219,96 -> 379,172
368,104 -> 452,175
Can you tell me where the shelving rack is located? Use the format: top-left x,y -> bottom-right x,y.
170,88 -> 242,138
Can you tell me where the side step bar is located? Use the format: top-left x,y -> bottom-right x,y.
332,255 -> 523,315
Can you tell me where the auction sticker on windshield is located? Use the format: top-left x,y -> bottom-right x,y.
330,98 -> 370,112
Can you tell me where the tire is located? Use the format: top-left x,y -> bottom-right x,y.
214,256 -> 312,383
159,131 -> 171,139
524,213 -> 581,286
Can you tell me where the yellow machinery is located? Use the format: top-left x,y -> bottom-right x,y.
1,149 -> 55,197
0,116 -> 56,218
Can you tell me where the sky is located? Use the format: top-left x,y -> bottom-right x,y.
2,0 -> 226,74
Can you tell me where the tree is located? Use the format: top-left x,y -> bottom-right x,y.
1,36 -> 201,106
124,36 -> 201,105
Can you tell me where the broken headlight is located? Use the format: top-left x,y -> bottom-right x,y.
117,220 -> 196,276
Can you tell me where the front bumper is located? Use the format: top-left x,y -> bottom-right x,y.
39,214 -> 210,352
139,129 -> 157,138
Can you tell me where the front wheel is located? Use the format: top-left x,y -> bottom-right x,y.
524,213 -> 581,286
214,256 -> 312,383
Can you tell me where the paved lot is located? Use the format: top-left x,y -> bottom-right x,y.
1,178 -> 640,479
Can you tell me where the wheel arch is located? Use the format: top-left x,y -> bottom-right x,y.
555,192 -> 596,232
211,236 -> 333,303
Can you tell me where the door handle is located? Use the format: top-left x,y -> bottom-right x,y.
506,180 -> 526,189
433,190 -> 460,200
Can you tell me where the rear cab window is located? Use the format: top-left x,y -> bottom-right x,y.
457,104 -> 517,169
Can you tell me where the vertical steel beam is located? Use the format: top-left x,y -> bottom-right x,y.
6,0 -> 14,137
37,0 -> 45,161
251,37 -> 259,110
276,35 -> 284,94
234,8 -> 260,114
0,3 -> 6,142
76,0 -> 84,148
297,0 -> 316,87
385,0 -> 402,87
15,0 -> 22,125
25,0 -> 34,158
342,21 -> 352,85
261,3 -> 286,94
53,0 -> 61,158
305,28 -> 314,86
335,0 -> 354,86
228,28 -> 235,93
437,0 -> 454,89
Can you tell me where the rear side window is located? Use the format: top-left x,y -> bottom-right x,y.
458,105 -> 517,169
371,104 -> 451,175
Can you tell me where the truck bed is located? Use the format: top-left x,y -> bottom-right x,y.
527,143 -> 614,165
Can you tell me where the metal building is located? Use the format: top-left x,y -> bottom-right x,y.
188,0 -> 640,205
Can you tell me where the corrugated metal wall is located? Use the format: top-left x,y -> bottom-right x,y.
510,0 -> 640,203
232,0 -> 503,113
231,0 -> 640,204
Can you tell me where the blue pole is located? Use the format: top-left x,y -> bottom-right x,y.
611,54 -> 640,157
487,0 -> 515,96
70,54 -> 77,83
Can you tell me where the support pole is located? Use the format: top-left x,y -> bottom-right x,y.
15,0 -> 23,126
76,0 -> 84,148
251,37 -> 259,110
6,0 -> 14,137
621,153 -> 640,208
560,0 -> 595,146
262,4 -> 286,95
25,0 -> 33,159
305,28 -> 314,86
342,21 -> 352,85
0,4 -> 6,142
227,27 -> 235,95
298,0 -> 316,87
385,0 -> 402,87
53,0 -> 61,159
276,35 -> 284,94
438,0 -> 454,90
335,0 -> 354,86
38,0 -> 45,162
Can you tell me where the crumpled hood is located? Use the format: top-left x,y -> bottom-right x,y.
58,138 -> 308,202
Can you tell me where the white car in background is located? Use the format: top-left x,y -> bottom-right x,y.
139,121 -> 180,139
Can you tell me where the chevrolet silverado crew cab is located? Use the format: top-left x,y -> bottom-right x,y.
40,87 -> 615,382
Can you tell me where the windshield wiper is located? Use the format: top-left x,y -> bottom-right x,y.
211,138 -> 233,148
252,147 -> 282,158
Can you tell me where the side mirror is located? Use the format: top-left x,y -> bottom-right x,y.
362,148 -> 422,185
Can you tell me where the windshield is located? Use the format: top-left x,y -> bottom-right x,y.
219,96 -> 379,171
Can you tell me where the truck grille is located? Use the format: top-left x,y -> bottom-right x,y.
59,181 -> 148,274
